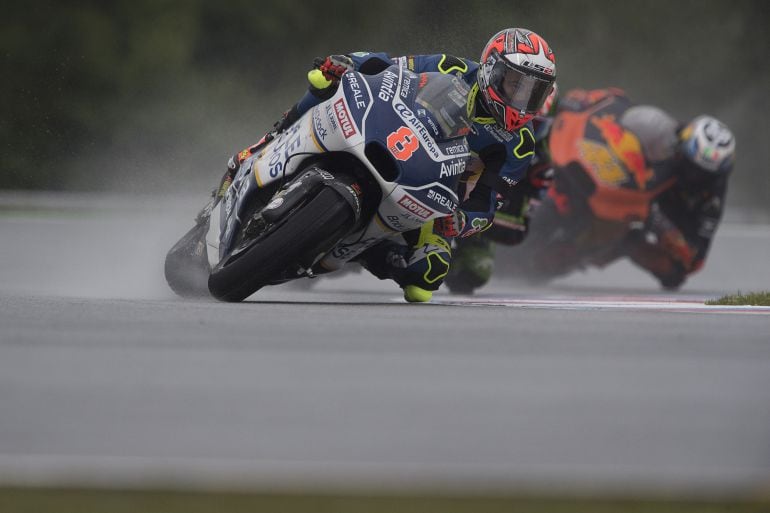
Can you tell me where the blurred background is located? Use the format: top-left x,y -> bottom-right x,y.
3,0 -> 769,216
3,4 -> 770,512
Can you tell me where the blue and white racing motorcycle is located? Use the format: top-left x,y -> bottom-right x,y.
165,61 -> 472,302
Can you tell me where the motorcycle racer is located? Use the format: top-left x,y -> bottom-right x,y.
226,28 -> 557,301
446,85 -> 558,293
624,113 -> 735,289
451,87 -> 735,292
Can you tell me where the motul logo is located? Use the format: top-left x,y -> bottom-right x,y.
397,195 -> 434,219
334,99 -> 356,138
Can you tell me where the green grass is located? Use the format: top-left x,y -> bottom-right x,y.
0,488 -> 768,513
706,291 -> 770,306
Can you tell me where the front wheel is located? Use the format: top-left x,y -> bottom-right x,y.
208,187 -> 355,302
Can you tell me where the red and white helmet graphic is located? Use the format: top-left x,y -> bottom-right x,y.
477,28 -> 556,131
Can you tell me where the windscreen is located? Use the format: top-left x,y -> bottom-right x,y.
413,73 -> 473,141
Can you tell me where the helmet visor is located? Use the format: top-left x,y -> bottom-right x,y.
489,60 -> 554,114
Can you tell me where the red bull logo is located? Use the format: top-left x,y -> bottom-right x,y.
591,114 -> 653,189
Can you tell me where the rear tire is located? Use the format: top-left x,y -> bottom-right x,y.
208,187 -> 355,302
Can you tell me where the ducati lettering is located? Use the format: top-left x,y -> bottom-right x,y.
378,69 -> 398,102
439,159 -> 466,178
333,99 -> 356,138
397,195 -> 434,219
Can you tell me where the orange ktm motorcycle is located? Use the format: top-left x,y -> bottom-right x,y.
515,98 -> 678,281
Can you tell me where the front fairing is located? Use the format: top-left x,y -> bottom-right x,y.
218,62 -> 472,264
336,66 -> 471,228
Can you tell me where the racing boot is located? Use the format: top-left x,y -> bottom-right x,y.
403,285 -> 434,303
444,236 -> 494,295
357,222 -> 451,303
397,222 -> 452,302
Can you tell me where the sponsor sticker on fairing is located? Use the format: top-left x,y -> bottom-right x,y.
325,103 -> 338,131
397,194 -> 434,220
345,74 -> 368,110
312,108 -> 328,141
333,99 -> 356,138
426,189 -> 457,211
439,159 -> 466,178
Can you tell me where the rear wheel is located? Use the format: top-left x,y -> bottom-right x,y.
208,187 -> 355,302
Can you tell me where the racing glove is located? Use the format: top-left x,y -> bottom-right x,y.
313,55 -> 355,82
434,210 -> 466,238
435,209 -> 493,239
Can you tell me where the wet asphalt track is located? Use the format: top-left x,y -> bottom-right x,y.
0,192 -> 769,497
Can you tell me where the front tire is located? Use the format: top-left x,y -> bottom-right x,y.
208,187 -> 355,302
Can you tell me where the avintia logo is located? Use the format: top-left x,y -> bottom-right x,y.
439,159 -> 466,178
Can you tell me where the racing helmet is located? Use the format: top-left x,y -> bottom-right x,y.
679,115 -> 735,175
477,28 -> 556,131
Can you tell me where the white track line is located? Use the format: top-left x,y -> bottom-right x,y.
432,295 -> 770,314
